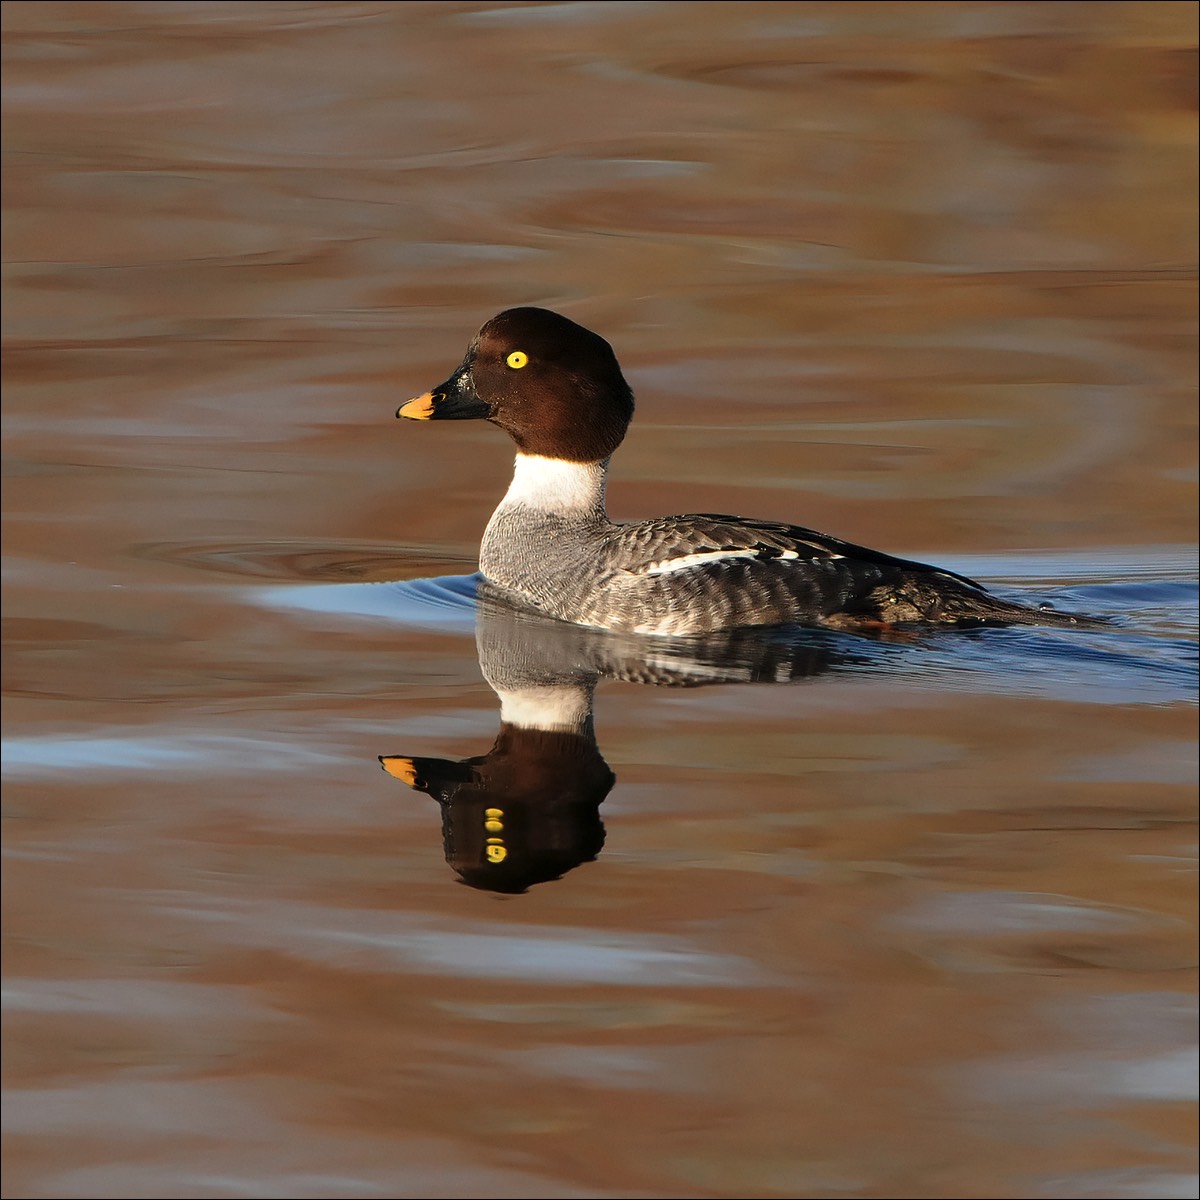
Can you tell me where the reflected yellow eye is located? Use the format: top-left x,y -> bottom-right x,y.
506,350 -> 528,369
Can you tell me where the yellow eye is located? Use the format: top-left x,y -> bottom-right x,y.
506,350 -> 528,369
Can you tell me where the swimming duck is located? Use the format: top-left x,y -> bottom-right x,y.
399,307 -> 1092,635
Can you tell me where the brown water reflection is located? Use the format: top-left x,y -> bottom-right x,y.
3,3 -> 1197,1198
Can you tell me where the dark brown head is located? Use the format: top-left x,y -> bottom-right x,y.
398,307 -> 635,462
378,724 -> 612,893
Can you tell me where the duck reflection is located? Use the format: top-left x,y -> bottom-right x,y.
381,588 -> 882,893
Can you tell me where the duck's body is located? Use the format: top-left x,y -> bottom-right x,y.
478,453 -> 1066,635
400,307 -> 1093,635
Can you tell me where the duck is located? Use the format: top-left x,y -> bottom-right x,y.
398,307 -> 1094,635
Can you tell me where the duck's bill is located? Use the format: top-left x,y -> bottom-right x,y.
379,755 -> 420,786
397,374 -> 490,421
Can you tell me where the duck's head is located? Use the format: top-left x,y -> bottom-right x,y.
399,307 -> 635,462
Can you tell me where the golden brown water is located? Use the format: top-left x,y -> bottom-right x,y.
3,3 -> 1197,1198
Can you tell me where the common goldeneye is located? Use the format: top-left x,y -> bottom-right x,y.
399,307 -> 1093,635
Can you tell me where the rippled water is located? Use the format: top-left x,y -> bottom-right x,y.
3,3 -> 1197,1199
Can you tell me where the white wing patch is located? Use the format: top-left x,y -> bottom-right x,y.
637,547 -> 827,577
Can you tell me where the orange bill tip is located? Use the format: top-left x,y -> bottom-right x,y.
379,756 -> 419,786
397,392 -> 436,420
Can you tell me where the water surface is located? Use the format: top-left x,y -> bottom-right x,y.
3,3 -> 1197,1198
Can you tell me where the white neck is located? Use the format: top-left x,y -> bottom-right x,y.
498,454 -> 607,517
496,683 -> 592,731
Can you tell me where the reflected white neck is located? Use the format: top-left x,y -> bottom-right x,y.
496,683 -> 593,731
499,453 -> 607,517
